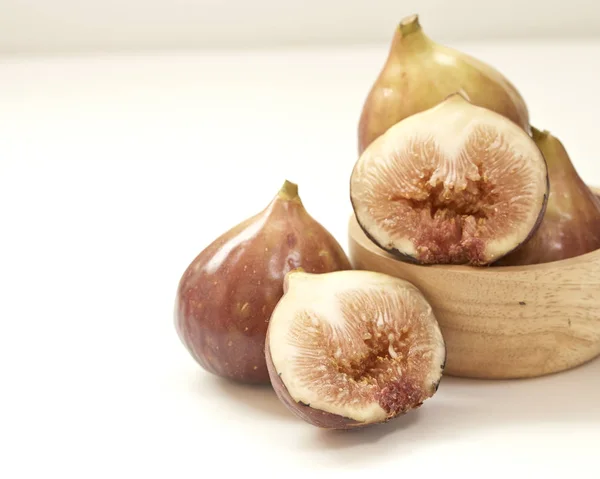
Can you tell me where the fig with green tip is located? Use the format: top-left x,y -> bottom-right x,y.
175,180 -> 352,384
358,13 -> 530,154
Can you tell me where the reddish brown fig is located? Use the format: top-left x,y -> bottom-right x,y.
497,128 -> 600,265
358,14 -> 530,154
266,270 -> 445,429
350,93 -> 548,266
175,180 -> 352,384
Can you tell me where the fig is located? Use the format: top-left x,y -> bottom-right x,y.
350,93 -> 549,266
358,14 -> 530,154
266,270 -> 445,429
265,270 -> 446,429
497,128 -> 600,265
174,180 -> 352,384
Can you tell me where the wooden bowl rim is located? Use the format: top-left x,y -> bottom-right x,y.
349,186 -> 600,275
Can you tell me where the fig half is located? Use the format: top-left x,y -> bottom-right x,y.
497,128 -> 600,265
358,14 -> 530,154
350,93 -> 549,266
175,180 -> 352,384
266,270 -> 445,429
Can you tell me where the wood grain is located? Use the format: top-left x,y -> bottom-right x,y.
347,201 -> 600,379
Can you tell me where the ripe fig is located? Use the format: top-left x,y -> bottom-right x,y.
175,180 -> 352,384
350,93 -> 549,266
497,128 -> 600,265
266,270 -> 446,429
358,14 -> 530,154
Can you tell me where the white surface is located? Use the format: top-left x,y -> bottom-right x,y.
2,0 -> 600,54
1,38 -> 599,477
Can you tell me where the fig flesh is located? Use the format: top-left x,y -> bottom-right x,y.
266,270 -> 446,429
358,14 -> 530,154
497,128 -> 600,265
350,94 -> 549,266
175,180 -> 352,384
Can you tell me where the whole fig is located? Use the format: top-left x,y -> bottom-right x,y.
174,180 -> 352,384
358,14 -> 530,154
497,128 -> 600,265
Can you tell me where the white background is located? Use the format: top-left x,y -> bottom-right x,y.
1,0 -> 600,53
1,3 -> 599,478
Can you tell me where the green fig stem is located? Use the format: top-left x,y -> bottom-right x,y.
278,180 -> 301,202
399,14 -> 421,36
392,14 -> 431,54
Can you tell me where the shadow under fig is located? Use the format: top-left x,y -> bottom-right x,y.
298,355 -> 600,463
193,354 -> 600,465
200,374 -> 296,421
315,407 -> 421,447
438,353 -> 600,425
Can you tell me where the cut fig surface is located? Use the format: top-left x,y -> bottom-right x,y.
266,270 -> 445,429
351,94 -> 549,266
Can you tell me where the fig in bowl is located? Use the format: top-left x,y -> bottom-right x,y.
497,127 -> 600,266
266,270 -> 446,429
358,13 -> 530,154
174,180 -> 352,384
351,93 -> 549,266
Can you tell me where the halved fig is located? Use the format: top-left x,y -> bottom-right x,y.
350,93 -> 549,266
265,270 -> 446,429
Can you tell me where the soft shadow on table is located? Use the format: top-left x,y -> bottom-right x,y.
302,355 -> 600,463
198,374 -> 296,421
314,407 -> 422,444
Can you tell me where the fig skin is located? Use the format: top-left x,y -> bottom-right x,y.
174,181 -> 352,384
266,270 -> 446,430
497,128 -> 600,266
358,14 -> 530,154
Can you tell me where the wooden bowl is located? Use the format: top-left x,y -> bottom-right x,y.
348,207 -> 600,379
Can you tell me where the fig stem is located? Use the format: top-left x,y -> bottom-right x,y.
283,267 -> 306,293
399,14 -> 421,36
278,180 -> 301,202
531,126 -> 550,142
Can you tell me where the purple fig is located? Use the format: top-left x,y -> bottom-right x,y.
498,128 -> 600,265
174,180 -> 352,384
